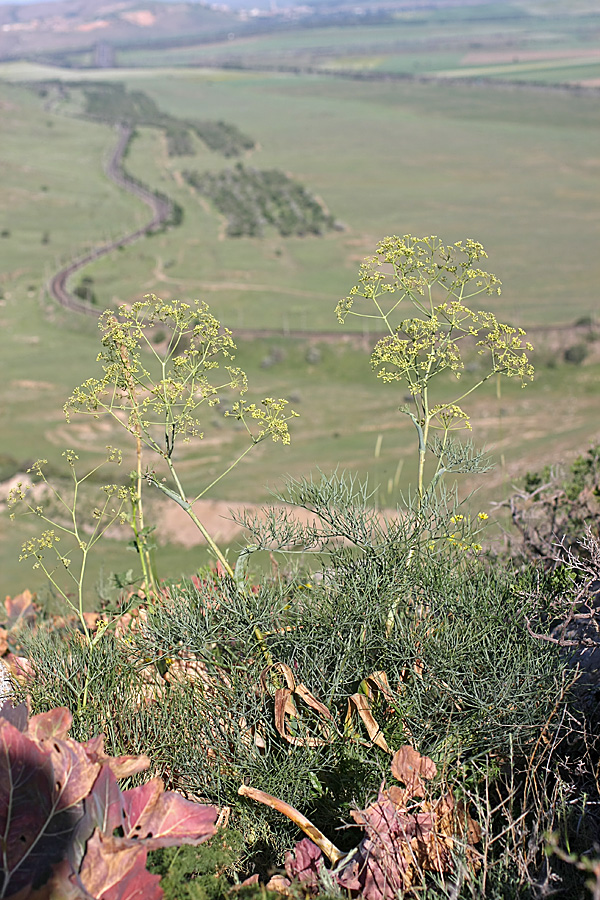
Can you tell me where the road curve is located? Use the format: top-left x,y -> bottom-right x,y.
48,123 -> 174,318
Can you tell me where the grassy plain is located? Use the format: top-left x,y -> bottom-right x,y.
1,47 -> 600,597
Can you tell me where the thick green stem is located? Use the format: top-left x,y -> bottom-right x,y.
417,417 -> 431,507
165,461 -> 236,580
113,321 -> 159,598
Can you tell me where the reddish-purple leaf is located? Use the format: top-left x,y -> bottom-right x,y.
0,720 -> 84,897
86,766 -> 125,836
37,737 -> 100,813
337,794 -> 415,900
3,655 -> 35,688
75,831 -> 162,900
4,592 -> 36,631
28,708 -> 73,743
0,707 -> 217,900
121,778 -> 218,849
82,736 -> 150,780
284,838 -> 324,888
81,735 -> 104,758
70,766 -> 125,872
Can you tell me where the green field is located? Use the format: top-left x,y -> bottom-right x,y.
1,15 -> 600,598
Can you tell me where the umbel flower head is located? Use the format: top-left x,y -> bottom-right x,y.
338,235 -> 534,500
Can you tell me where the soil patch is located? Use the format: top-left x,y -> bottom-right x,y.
157,498 -> 321,548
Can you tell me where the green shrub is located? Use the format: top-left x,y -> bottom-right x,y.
509,444 -> 600,566
564,343 -> 588,364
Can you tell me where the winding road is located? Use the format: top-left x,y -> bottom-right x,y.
48,123 -> 173,317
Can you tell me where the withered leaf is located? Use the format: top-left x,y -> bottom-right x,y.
390,745 -> 437,798
4,591 -> 36,630
284,838 -> 324,888
266,662 -> 336,748
346,693 -> 391,753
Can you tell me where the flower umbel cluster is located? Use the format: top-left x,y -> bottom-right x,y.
65,295 -> 297,582
338,235 -> 534,502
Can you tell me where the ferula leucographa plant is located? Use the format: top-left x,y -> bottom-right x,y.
337,235 -> 534,502
8,448 -> 127,641
64,295 -> 297,582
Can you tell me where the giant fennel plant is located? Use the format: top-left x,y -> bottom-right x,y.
8,295 -> 296,695
337,235 -> 534,504
64,295 -> 296,586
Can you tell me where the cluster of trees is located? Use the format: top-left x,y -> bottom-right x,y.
189,119 -> 255,158
165,125 -> 196,157
72,275 -> 97,305
82,82 -> 160,123
183,162 -> 338,238
76,82 -> 255,158
27,80 -> 256,163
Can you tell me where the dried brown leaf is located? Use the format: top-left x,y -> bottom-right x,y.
391,745 -> 437,798
346,693 -> 391,753
265,663 -> 336,748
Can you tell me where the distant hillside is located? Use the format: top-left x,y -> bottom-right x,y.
0,0 -> 526,64
0,0 -> 236,60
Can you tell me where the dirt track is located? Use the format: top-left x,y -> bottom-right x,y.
48,123 -> 173,317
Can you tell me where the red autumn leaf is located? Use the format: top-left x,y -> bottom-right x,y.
29,707 -> 73,742
74,831 -> 162,900
0,699 -> 28,732
0,705 -> 219,900
81,735 -> 150,780
3,654 -> 35,688
336,792 -> 428,900
69,765 -> 126,874
121,778 -> 218,849
26,718 -> 101,815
